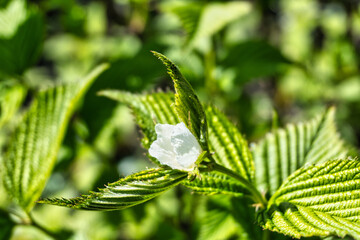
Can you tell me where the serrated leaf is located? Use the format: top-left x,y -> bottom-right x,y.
151,51 -> 208,150
39,168 -> 187,211
258,159 -> 360,239
1,64 -> 108,212
252,108 -> 347,196
101,91 -> 254,197
0,83 -> 25,129
207,106 -> 254,181
183,172 -> 247,197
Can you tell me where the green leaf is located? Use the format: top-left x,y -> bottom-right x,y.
162,1 -> 202,44
1,64 -> 108,212
252,107 -> 347,196
0,0 -> 45,76
258,159 -> 360,239
0,83 -> 25,129
206,106 -> 254,181
165,1 -> 252,47
101,91 -> 254,197
0,0 -> 27,37
192,2 -> 251,45
39,168 -> 187,211
151,51 -> 208,150
183,172 -> 247,197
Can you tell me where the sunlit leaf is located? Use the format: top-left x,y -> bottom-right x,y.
166,1 -> 252,47
151,51 -> 208,150
39,168 -> 187,211
101,90 -> 254,182
193,2 -> 251,45
0,83 -> 25,129
258,159 -> 360,239
1,64 -> 108,212
252,107 -> 347,196
0,0 -> 26,37
183,172 -> 247,197
101,90 -> 253,197
207,106 -> 254,181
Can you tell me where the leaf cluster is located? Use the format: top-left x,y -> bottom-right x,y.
39,53 -> 359,239
1,0 -> 360,239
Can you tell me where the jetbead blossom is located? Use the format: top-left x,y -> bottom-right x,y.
149,122 -> 202,171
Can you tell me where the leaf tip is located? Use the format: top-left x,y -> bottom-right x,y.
150,50 -> 164,61
151,51 -> 177,71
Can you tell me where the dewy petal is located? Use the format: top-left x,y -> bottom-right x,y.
171,122 -> 201,170
149,122 -> 202,171
149,124 -> 181,169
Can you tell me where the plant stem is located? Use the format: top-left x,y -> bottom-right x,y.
208,160 -> 268,208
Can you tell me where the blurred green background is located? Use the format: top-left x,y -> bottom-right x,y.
1,0 -> 360,239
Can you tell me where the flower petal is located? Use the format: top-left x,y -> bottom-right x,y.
171,122 -> 202,170
149,123 -> 202,171
149,124 -> 182,169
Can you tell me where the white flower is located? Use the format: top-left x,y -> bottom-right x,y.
149,122 -> 202,171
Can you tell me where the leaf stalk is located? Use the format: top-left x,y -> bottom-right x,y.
207,159 -> 267,208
